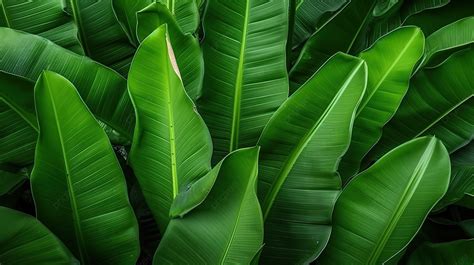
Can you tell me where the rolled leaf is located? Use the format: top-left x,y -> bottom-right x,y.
339,26 -> 425,180
198,0 -> 289,161
154,147 -> 263,264
319,136 -> 451,265
0,206 -> 78,264
128,25 -> 212,231
407,239 -> 474,265
137,2 -> 204,101
0,28 -> 134,139
258,53 -> 367,264
31,71 -> 139,265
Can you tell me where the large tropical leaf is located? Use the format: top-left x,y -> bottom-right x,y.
339,26 -> 424,180
136,2 -> 204,101
112,0 -> 152,46
257,53 -> 367,264
0,166 -> 27,196
318,136 -> 450,264
197,0 -> 289,161
66,0 -> 135,74
373,0 -> 403,17
0,0 -> 83,54
407,239 -> 474,264
31,71 -> 139,265
154,147 -> 263,264
128,25 -> 212,231
0,206 -> 78,264
157,0 -> 200,34
368,47 -> 474,161
289,0 -> 375,90
0,28 -> 134,139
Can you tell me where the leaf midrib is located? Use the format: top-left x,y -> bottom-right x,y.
261,61 -> 364,220
229,0 -> 250,152
366,138 -> 437,264
0,1 -> 11,28
68,0 -> 91,55
44,75 -> 88,265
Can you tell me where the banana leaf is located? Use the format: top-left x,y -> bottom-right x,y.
407,239 -> 474,264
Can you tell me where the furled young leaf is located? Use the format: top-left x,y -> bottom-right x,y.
0,28 -> 134,139
291,0 -> 347,49
198,0 -> 289,161
66,0 -> 135,74
112,0 -> 152,46
0,206 -> 78,264
289,0 -> 375,90
31,71 -> 140,265
319,137 -> 450,265
420,16 -> 474,68
368,47 -> 474,161
128,25 -> 212,231
154,147 -> 263,264
407,239 -> 474,265
0,0 -> 83,54
257,53 -> 367,264
339,26 -> 425,180
137,2 -> 204,101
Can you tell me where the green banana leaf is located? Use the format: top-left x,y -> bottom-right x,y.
136,2 -> 204,101
459,219 -> 474,237
31,71 -> 139,265
435,141 -> 473,210
257,53 -> 367,264
420,16 -> 474,68
0,206 -> 79,264
407,239 -> 474,264
291,0 -> 347,49
0,167 -> 27,196
156,0 -> 200,34
0,0 -> 83,54
112,0 -> 152,46
339,26 -> 424,181
0,28 -> 134,139
373,0 -> 403,17
198,0 -> 289,161
128,25 -> 212,231
289,0 -> 375,90
318,136 -> 450,265
154,147 -> 263,264
66,0 -> 135,74
368,47 -> 474,161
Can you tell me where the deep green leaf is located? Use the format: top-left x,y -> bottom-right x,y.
156,0 -> 200,34
154,147 -> 263,264
0,167 -> 27,196
112,0 -> 152,46
198,0 -> 289,161
31,71 -> 139,265
339,26 -> 425,180
0,206 -> 79,264
373,0 -> 403,17
257,53 -> 367,264
319,137 -> 451,264
128,25 -> 212,231
407,239 -> 474,264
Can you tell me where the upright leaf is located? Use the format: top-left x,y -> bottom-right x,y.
0,206 -> 78,264
407,239 -> 474,265
289,0 -> 375,90
112,0 -> 152,46
368,47 -> 474,161
319,137 -> 450,265
128,25 -> 212,231
137,2 -> 204,101
198,0 -> 289,161
0,0 -> 83,54
156,0 -> 200,34
0,28 -> 134,139
258,53 -> 367,264
339,26 -> 424,180
154,147 -> 263,264
31,71 -> 139,265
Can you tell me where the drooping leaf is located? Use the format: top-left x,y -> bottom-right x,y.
128,25 -> 212,231
198,0 -> 289,161
0,206 -> 79,264
136,2 -> 204,101
31,71 -> 140,265
406,239 -> 474,265
0,28 -> 134,139
339,26 -> 425,180
289,0 -> 375,90
154,147 -> 263,264
112,0 -> 152,46
368,47 -> 474,161
67,0 -> 135,74
319,136 -> 451,264
257,53 -> 367,264
0,0 -> 83,54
